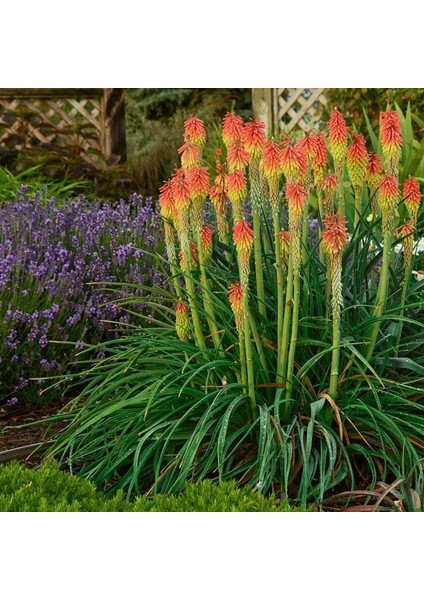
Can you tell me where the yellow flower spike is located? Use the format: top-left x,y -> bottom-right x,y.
175,301 -> 191,342
329,108 -> 348,171
228,281 -> 244,334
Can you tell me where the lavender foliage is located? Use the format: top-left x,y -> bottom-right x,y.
0,189 -> 166,406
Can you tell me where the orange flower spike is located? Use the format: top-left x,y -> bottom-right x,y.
346,134 -> 368,191
228,281 -> 244,334
322,173 -> 339,194
262,140 -> 283,183
242,119 -> 266,160
171,168 -> 191,212
175,301 -> 191,342
179,241 -> 198,270
321,173 -> 338,216
366,153 -> 383,191
233,220 -> 254,286
312,132 -> 328,187
403,175 -> 421,221
322,212 -> 349,256
227,138 -> 249,172
380,109 -> 402,168
329,108 -> 348,169
396,219 -> 415,270
186,165 -> 210,202
183,116 -> 206,146
159,179 -> 176,223
280,141 -> 307,183
222,112 -> 244,147
228,169 -> 247,220
297,133 -> 317,168
322,212 -> 349,315
378,174 -> 400,234
285,182 -> 308,218
201,224 -> 213,264
279,229 -> 291,264
178,141 -> 201,169
396,219 -> 415,239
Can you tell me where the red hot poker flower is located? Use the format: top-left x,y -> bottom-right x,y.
222,112 -> 244,147
242,119 -> 266,159
233,220 -> 254,287
280,141 -> 307,183
297,133 -> 317,166
403,175 -> 421,221
285,182 -> 308,216
233,219 -> 254,255
380,109 -> 402,166
366,153 -> 383,190
178,140 -> 201,169
228,281 -> 244,333
183,116 -> 206,146
201,224 -> 213,263
322,212 -> 349,256
322,173 -> 338,194
227,139 -> 249,172
186,166 -> 210,201
175,301 -> 190,342
171,168 -> 191,211
378,174 -> 400,234
262,140 -> 283,182
346,134 -> 368,190
159,179 -> 176,223
329,108 -> 348,167
228,169 -> 247,203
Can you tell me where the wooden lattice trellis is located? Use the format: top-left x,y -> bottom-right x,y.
0,88 -> 126,166
252,88 -> 328,134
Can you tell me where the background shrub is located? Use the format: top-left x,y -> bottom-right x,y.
0,461 -> 304,512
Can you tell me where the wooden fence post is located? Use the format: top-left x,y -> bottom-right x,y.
102,88 -> 127,164
252,88 -> 275,135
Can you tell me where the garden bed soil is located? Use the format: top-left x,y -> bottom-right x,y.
0,398 -> 70,467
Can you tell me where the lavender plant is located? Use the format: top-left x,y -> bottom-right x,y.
0,189 -> 166,406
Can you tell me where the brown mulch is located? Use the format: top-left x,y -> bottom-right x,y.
0,398 -> 71,467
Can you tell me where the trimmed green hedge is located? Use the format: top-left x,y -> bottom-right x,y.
0,461 -> 307,512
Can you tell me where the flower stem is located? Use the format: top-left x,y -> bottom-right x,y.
366,230 -> 393,361
250,160 -> 267,319
278,257 -> 293,384
285,256 -> 301,400
272,207 -> 284,371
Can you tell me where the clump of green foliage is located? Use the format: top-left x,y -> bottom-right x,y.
0,461 -> 303,512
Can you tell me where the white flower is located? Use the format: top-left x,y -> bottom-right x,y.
412,270 -> 424,281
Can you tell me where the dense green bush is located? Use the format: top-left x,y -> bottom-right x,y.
0,461 -> 304,512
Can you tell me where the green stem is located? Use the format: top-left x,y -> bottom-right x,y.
395,262 -> 413,352
353,184 -> 363,232
238,330 -> 247,391
338,171 -> 345,220
328,259 -> 341,400
252,203 -> 266,318
197,233 -> 221,350
248,308 -> 270,382
366,230 -> 393,362
243,287 -> 257,418
278,257 -> 293,384
181,233 -> 206,351
317,190 -> 325,265
301,202 -> 309,338
250,160 -> 267,319
285,261 -> 301,400
272,208 -> 284,372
